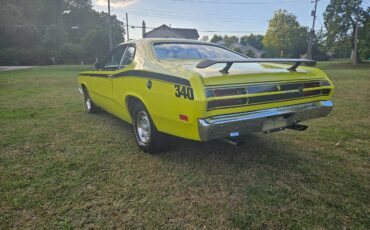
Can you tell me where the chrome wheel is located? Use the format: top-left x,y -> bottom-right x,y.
86,98 -> 92,111
83,88 -> 98,113
136,111 -> 151,144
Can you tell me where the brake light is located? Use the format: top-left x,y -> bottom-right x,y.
207,98 -> 247,110
206,87 -> 246,98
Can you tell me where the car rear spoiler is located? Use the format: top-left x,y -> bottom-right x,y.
196,58 -> 316,74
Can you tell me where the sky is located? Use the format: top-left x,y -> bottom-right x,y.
93,0 -> 369,40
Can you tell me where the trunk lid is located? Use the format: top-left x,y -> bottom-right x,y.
158,60 -> 332,115
160,60 -> 325,86
196,63 -> 324,86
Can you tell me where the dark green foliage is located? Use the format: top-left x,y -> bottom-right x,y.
81,28 -> 111,63
323,0 -> 367,61
263,10 -> 309,58
210,34 -> 223,43
0,0 -> 125,65
240,34 -> 264,50
223,35 -> 239,47
232,47 -> 242,53
359,7 -> 370,60
246,49 -> 256,58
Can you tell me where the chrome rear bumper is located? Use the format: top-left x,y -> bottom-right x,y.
198,100 -> 333,141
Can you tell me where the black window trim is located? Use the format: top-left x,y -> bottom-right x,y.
120,44 -> 136,67
152,41 -> 249,60
101,43 -> 136,71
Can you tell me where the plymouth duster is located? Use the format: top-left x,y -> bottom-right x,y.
78,38 -> 334,153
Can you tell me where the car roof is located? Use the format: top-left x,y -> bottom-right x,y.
118,38 -> 211,46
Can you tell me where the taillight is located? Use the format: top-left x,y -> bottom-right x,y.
207,98 -> 248,110
206,87 -> 246,98
321,80 -> 331,87
321,89 -> 331,95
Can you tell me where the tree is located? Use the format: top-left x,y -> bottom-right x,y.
323,0 -> 367,64
65,0 -> 93,9
201,36 -> 209,41
310,30 -> 330,61
82,28 -> 111,63
0,0 -> 125,65
232,47 -> 242,54
359,7 -> 370,60
240,34 -> 264,50
246,49 -> 256,58
223,35 -> 239,47
0,4 -> 39,49
210,34 -> 223,43
263,9 -> 309,58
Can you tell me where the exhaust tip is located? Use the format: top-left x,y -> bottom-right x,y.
287,124 -> 308,131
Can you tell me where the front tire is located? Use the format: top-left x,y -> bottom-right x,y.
132,103 -> 166,153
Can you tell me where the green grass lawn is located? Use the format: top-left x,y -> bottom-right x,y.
0,62 -> 369,229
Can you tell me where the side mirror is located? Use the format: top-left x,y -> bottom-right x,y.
95,62 -> 102,70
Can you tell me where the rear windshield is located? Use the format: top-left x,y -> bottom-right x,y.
153,43 -> 245,60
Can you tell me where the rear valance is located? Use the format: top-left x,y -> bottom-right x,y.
196,58 -> 316,73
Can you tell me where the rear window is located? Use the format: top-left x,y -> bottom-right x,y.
154,43 -> 245,60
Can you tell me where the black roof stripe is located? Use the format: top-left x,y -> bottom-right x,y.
79,70 -> 190,86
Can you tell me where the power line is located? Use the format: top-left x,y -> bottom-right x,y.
125,8 -> 255,20
173,0 -> 312,5
127,24 -> 265,34
125,7 -> 237,17
124,10 -> 262,23
198,29 -> 265,33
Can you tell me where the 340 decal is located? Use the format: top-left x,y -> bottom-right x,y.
174,84 -> 194,100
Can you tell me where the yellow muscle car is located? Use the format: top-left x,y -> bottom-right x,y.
78,38 -> 334,153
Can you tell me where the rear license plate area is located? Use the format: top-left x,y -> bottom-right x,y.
262,115 -> 288,132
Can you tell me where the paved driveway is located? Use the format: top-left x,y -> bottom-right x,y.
0,66 -> 33,71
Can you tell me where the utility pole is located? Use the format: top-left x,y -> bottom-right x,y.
353,19 -> 359,65
142,20 -> 146,38
126,13 -> 130,41
307,0 -> 319,60
108,0 -> 113,50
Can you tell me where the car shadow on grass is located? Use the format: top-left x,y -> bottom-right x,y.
97,109 -> 308,173
163,133 -> 306,172
86,110 -> 370,229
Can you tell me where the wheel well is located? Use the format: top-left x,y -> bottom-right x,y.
126,96 -> 144,118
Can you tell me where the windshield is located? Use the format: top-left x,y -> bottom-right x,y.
154,43 -> 245,60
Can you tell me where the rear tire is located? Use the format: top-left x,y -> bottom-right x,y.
132,103 -> 166,153
83,88 -> 99,113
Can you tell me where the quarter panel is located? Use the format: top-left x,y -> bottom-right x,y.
113,75 -> 205,141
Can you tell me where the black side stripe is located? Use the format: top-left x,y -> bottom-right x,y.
79,70 -> 190,86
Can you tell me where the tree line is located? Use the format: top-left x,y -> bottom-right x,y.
0,0 -> 368,65
0,0 -> 125,65
210,1 -> 369,63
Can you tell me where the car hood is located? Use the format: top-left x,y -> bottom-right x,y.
158,60 -> 327,86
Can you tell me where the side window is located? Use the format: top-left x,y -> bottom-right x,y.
121,46 -> 135,66
102,45 -> 127,70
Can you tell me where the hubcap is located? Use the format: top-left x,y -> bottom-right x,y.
86,98 -> 91,110
136,111 -> 151,144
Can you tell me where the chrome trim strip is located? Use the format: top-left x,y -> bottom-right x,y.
206,89 -> 331,111
198,100 -> 333,141
206,80 -> 331,98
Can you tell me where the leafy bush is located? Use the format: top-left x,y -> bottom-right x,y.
246,49 -> 256,58
0,0 -> 124,65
